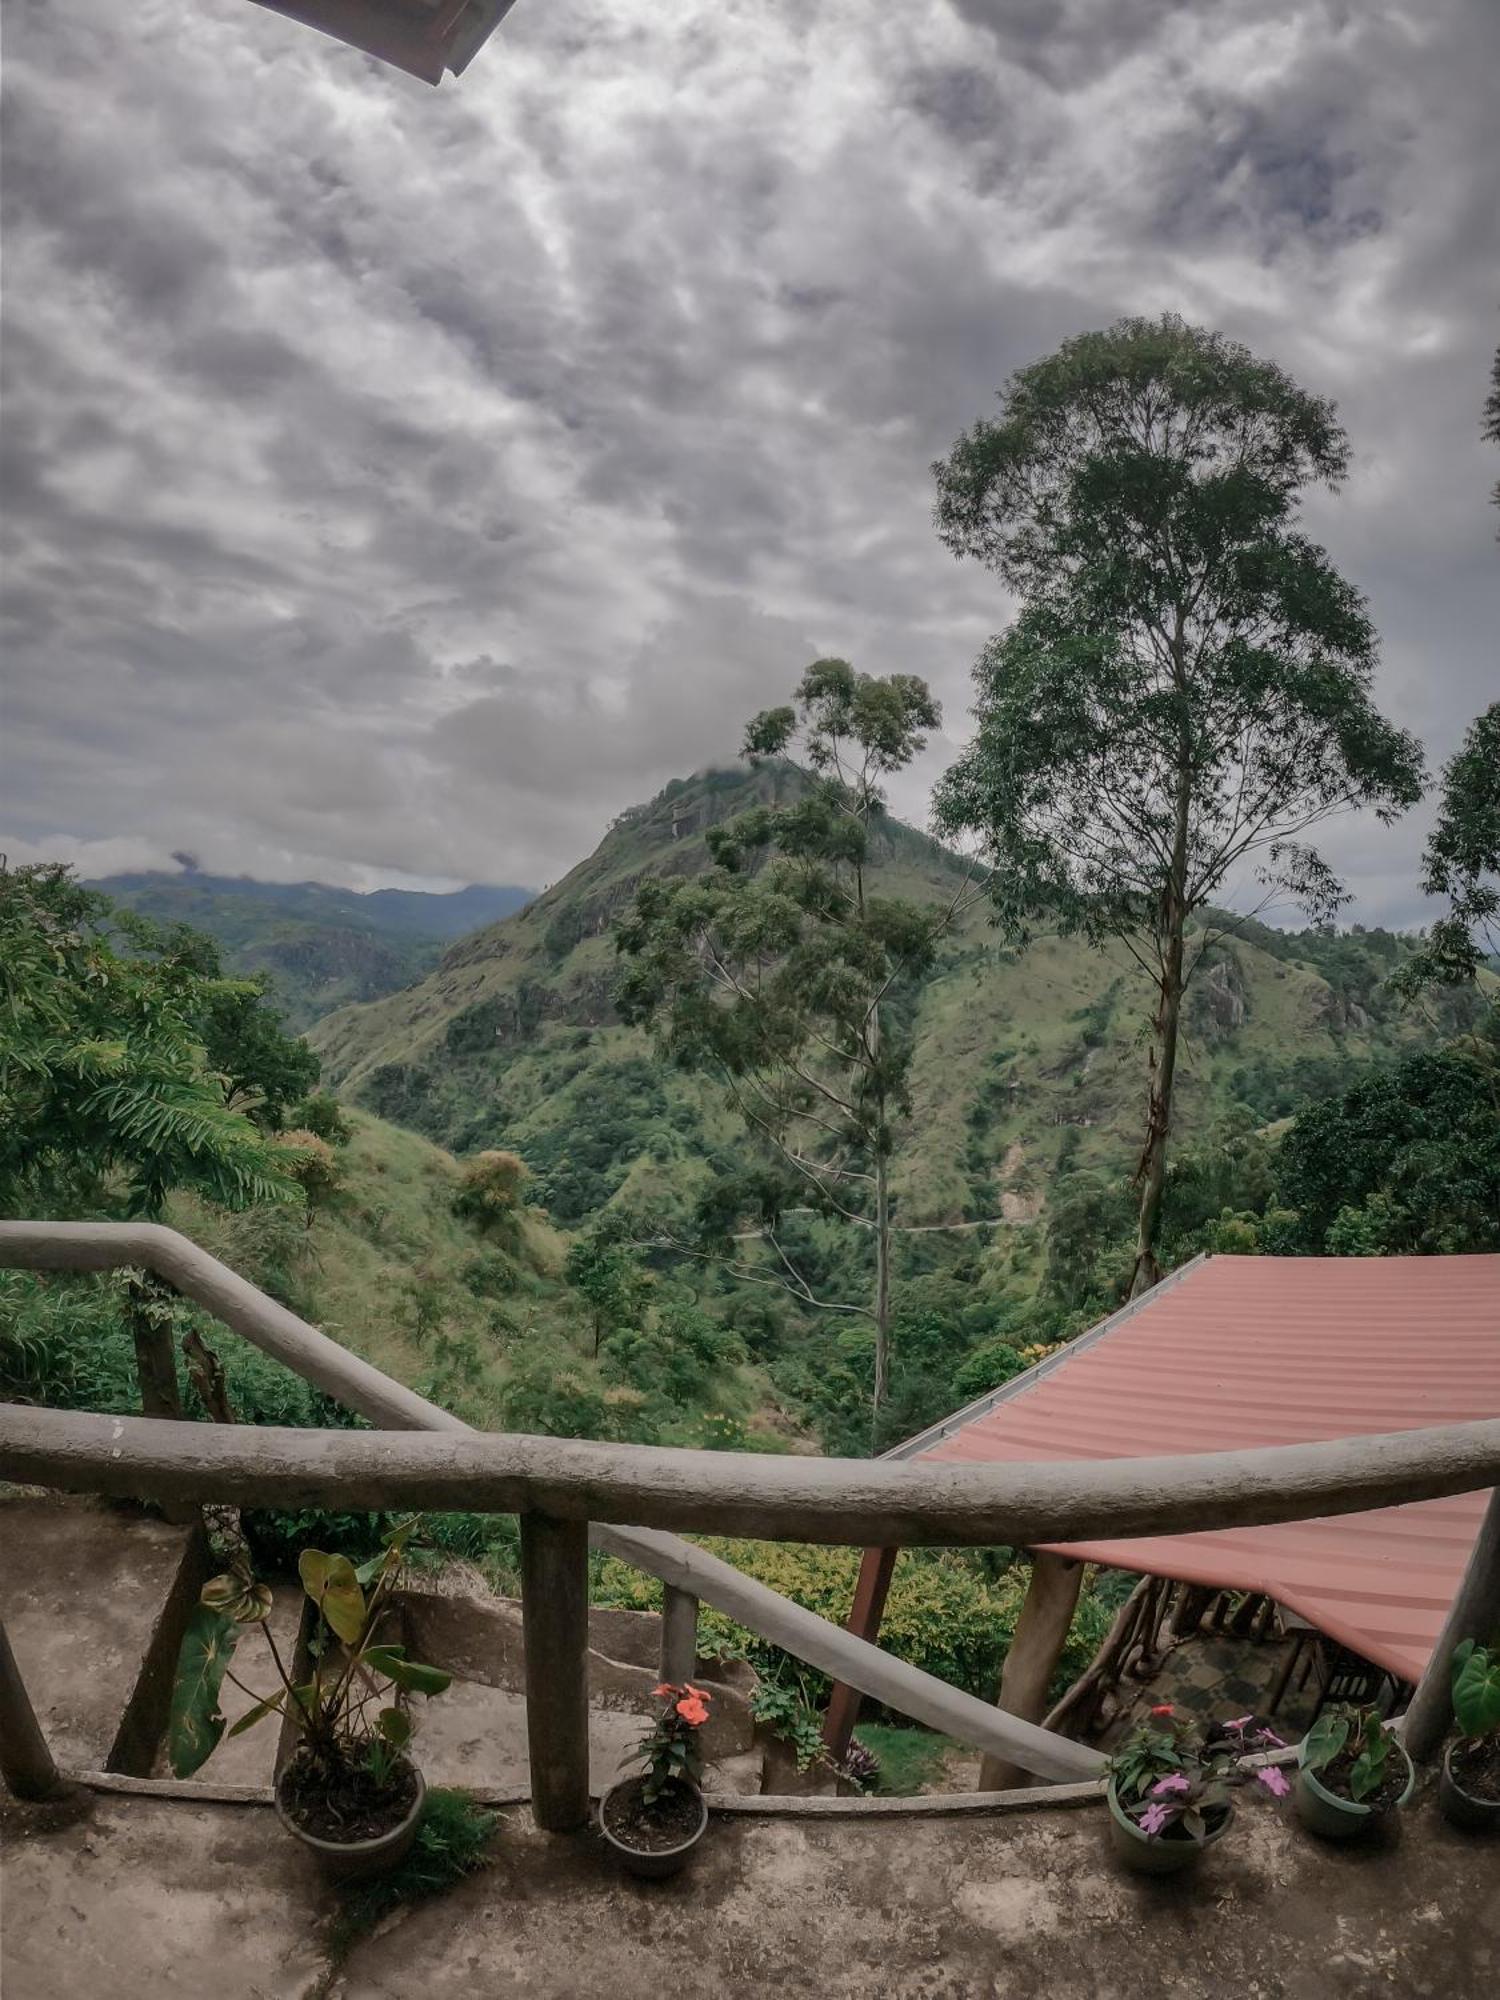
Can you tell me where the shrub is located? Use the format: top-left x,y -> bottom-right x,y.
499,1352 -> 615,1440
275,1129 -> 342,1214
328,1788 -> 497,1959
596,1539 -> 1031,1705
452,1150 -> 529,1230
290,1092 -> 352,1145
950,1339 -> 1027,1404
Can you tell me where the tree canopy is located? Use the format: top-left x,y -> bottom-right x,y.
1393,702 -> 1500,992
932,315 -> 1424,1291
0,863 -> 308,1217
617,658 -> 966,1428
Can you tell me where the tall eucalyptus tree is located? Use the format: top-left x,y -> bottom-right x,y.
932,316 -> 1424,1294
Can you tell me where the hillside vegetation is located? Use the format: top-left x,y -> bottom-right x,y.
312,765 -> 1470,1233
2,1104 -> 789,1464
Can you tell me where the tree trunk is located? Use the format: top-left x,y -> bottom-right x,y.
1130,617 -> 1193,1299
872,1148 -> 891,1429
978,1552 -> 1084,1791
1129,927 -> 1186,1297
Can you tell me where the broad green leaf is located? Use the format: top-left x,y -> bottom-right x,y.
226,1689 -> 285,1738
1453,1642 -> 1500,1740
201,1569 -> 273,1625
298,1550 -> 366,1646
1301,1708 -> 1349,1774
375,1706 -> 412,1748
168,1605 -> 239,1778
364,1645 -> 451,1697
1348,1743 -> 1387,1802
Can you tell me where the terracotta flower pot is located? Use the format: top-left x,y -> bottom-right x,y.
1439,1741 -> 1500,1835
598,1776 -> 708,1880
1293,1738 -> 1414,1841
1106,1781 -> 1232,1877
273,1759 -> 425,1883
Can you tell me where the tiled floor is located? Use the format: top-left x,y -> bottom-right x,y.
1096,1626 -> 1322,1747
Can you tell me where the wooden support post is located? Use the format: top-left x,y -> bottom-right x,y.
659,1584 -> 699,1685
979,1551 -> 1084,1791
1402,1485 -> 1500,1763
520,1511 -> 591,1831
126,1273 -> 182,1421
822,1545 -> 898,1764
0,1618 -> 64,1801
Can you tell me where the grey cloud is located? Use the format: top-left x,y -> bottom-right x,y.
0,0 -> 1495,922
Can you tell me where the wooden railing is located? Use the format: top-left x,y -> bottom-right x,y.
2,1221 -> 1497,1823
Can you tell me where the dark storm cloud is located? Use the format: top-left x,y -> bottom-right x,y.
0,0 -> 1495,921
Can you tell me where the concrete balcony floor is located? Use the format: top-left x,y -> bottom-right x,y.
3,1783 -> 1495,1999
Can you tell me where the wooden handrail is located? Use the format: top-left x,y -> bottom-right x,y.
4,1220 -> 1495,1796
0,1222 -> 466,1435
3,1403 -> 1497,1548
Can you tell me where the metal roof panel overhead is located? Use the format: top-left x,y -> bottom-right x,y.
909,1254 -> 1500,1683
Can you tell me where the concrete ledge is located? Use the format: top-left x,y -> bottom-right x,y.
67,1766 -> 1106,1819
8,1784 -> 1493,2000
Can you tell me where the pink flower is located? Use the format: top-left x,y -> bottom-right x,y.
1151,1772 -> 1192,1796
1255,1765 -> 1291,1798
1258,1728 -> 1287,1749
1137,1802 -> 1173,1837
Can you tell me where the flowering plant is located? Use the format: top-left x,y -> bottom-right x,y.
633,1681 -> 713,1805
1109,1705 -> 1290,1840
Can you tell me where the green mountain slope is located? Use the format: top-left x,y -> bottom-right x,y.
311,766 -> 1463,1232
189,1108 -> 792,1454
90,869 -> 534,1028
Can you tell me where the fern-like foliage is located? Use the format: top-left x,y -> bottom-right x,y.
0,862 -> 303,1218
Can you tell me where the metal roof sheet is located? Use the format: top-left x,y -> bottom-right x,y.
912,1254 -> 1500,1683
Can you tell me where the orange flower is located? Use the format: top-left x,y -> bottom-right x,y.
676,1695 -> 710,1727
653,1683 -> 675,1698
685,1683 -> 711,1700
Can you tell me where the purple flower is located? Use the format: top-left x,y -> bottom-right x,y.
1151,1772 -> 1192,1796
1137,1802 -> 1173,1837
1254,1765 -> 1291,1798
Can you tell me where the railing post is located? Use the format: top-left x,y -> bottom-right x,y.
1401,1485 -> 1500,1762
0,1618 -> 65,1801
126,1270 -> 182,1420
520,1511 -> 591,1831
659,1584 -> 699,1684
823,1544 -> 898,1764
979,1551 -> 1084,1792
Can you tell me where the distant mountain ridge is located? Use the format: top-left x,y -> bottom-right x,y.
309,764 -> 1477,1233
91,869 -> 534,1029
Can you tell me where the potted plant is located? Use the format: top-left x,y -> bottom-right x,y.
169,1519 -> 453,1881
598,1680 -> 712,1879
1107,1705 -> 1290,1877
1295,1702 -> 1415,1840
1440,1640 -> 1500,1833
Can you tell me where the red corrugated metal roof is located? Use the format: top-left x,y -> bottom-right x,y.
914,1255 -> 1500,1683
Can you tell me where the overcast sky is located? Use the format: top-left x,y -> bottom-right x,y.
2,0 -> 1495,921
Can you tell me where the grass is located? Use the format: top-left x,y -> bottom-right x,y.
326,1786 -> 498,1961
853,1724 -> 959,1797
